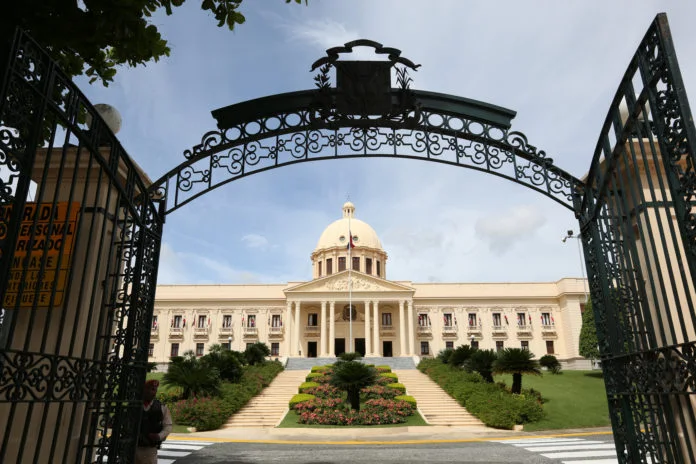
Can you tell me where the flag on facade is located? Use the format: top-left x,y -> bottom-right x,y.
347,231 -> 355,250
504,315 -> 509,325
183,317 -> 186,328
551,315 -> 555,324
529,314 -> 532,325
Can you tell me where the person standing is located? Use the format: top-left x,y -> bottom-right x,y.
135,379 -> 172,464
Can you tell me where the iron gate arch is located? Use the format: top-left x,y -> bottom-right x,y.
0,14 -> 694,464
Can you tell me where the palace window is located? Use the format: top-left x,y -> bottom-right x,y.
307,313 -> 318,327
417,313 -> 430,327
197,315 -> 207,328
468,313 -> 478,327
271,314 -> 282,327
173,315 -> 182,328
492,313 -> 502,327
196,343 -> 204,357
495,341 -> 504,352
246,343 -> 254,350
541,312 -> 553,325
420,341 -> 430,355
443,313 -> 453,327
352,256 -> 360,271
318,261 -> 322,277
222,315 -> 232,328
381,312 -> 392,327
245,315 -> 256,328
376,261 -> 381,277
366,258 -> 372,275
271,342 -> 279,356
326,258 -> 333,275
446,341 -> 454,350
152,315 -> 158,329
546,340 -> 555,354
170,343 -> 179,357
521,340 -> 529,350
517,313 -> 527,327
148,343 -> 154,357
338,257 -> 346,271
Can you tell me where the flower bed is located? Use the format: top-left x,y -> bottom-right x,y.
289,365 -> 418,426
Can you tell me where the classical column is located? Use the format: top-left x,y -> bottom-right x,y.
285,301 -> 292,357
320,301 -> 327,357
329,301 -> 336,357
364,301 -> 372,357
294,301 -> 301,357
399,300 -> 406,356
407,300 -> 415,355
373,300 -> 380,356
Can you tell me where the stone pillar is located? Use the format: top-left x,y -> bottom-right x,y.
407,300 -> 415,355
399,300 -> 406,356
293,301 -> 301,357
364,301 -> 372,356
285,301 -> 292,357
328,301 -> 336,357
320,301 -> 327,357
373,300 -> 380,356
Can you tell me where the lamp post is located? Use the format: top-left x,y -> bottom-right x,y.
562,230 -> 589,303
228,336 -> 232,351
470,335 -> 476,348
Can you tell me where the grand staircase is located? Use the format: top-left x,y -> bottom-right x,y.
394,369 -> 485,427
222,370 -> 309,428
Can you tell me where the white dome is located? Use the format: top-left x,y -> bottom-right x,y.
315,202 -> 382,251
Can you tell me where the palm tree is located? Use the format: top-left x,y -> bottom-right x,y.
492,348 -> 542,394
467,349 -> 497,383
448,345 -> 474,368
329,361 -> 377,411
201,344 -> 243,382
162,350 -> 220,399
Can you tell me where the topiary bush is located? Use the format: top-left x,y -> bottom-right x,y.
289,393 -> 315,408
298,381 -> 320,393
539,355 -> 562,374
375,365 -> 392,373
338,352 -> 362,361
379,372 -> 399,381
170,397 -> 232,431
386,382 -> 406,393
394,395 -> 417,407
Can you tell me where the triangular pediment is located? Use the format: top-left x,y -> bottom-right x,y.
285,271 -> 414,294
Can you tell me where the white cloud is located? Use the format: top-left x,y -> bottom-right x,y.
475,205 -> 547,254
241,234 -> 270,249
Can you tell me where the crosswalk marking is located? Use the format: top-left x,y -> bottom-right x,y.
493,437 -> 618,464
157,439 -> 215,464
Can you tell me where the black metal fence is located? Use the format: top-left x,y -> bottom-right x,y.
578,14 -> 696,463
0,30 -> 164,463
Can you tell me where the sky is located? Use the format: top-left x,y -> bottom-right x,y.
75,1 -> 696,286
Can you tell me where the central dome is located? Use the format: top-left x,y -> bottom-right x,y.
315,202 -> 383,251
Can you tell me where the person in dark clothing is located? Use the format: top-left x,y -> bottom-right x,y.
135,379 -> 172,464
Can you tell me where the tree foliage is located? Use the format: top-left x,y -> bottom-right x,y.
448,345 -> 474,368
162,350 -> 220,399
493,348 -> 541,394
329,360 -> 377,411
201,344 -> 243,382
244,342 -> 270,366
1,0 -> 306,85
467,349 -> 497,383
579,298 -> 600,360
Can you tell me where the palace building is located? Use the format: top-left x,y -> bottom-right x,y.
149,202 -> 589,368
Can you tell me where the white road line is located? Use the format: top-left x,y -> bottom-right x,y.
526,444 -> 617,452
494,438 -> 587,444
157,450 -> 192,457
541,450 -> 618,459
561,459 -> 618,464
162,440 -> 215,446
159,444 -> 204,451
157,459 -> 176,464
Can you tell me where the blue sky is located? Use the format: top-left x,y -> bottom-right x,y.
76,1 -> 696,285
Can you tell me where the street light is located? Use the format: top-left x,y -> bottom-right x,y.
470,335 -> 476,348
563,230 -> 589,303
228,336 -> 232,350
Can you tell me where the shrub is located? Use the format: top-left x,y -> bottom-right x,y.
298,381 -> 320,393
539,355 -> 562,374
311,365 -> 332,373
338,352 -> 362,361
201,344 -> 243,383
304,384 -> 340,398
163,350 -> 220,399
449,345 -> 475,368
330,361 -> 377,411
244,342 -> 271,365
394,395 -> 417,407
170,397 -> 232,431
156,389 -> 182,409
386,383 -> 406,393
437,348 -> 454,364
361,385 -> 402,400
468,349 -> 497,382
375,365 -> 391,373
305,372 -> 324,381
379,372 -> 399,381
289,393 -> 315,408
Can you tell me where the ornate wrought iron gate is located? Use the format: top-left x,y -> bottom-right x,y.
0,12 -> 694,464
0,31 -> 164,463
578,14 -> 696,463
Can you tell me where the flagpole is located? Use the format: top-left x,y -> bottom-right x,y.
348,214 -> 353,353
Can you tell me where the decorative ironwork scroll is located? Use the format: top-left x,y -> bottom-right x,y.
579,13 -> 696,463
151,40 -> 582,215
0,30 -> 164,463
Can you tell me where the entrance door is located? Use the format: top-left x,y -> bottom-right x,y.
307,341 -> 317,358
334,338 -> 345,357
355,338 -> 365,357
382,341 -> 393,357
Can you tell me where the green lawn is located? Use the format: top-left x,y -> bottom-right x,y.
495,370 -> 611,431
278,408 -> 429,428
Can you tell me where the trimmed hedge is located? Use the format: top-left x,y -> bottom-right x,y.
170,397 -> 232,431
386,382 -> 406,393
305,372 -> 324,381
298,381 -> 320,393
289,393 -> 315,408
380,372 -> 399,381
395,395 -> 417,407
418,358 -> 545,429
376,365 -> 392,373
311,365 -> 332,373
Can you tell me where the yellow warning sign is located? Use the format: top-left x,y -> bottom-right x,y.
0,202 -> 80,307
